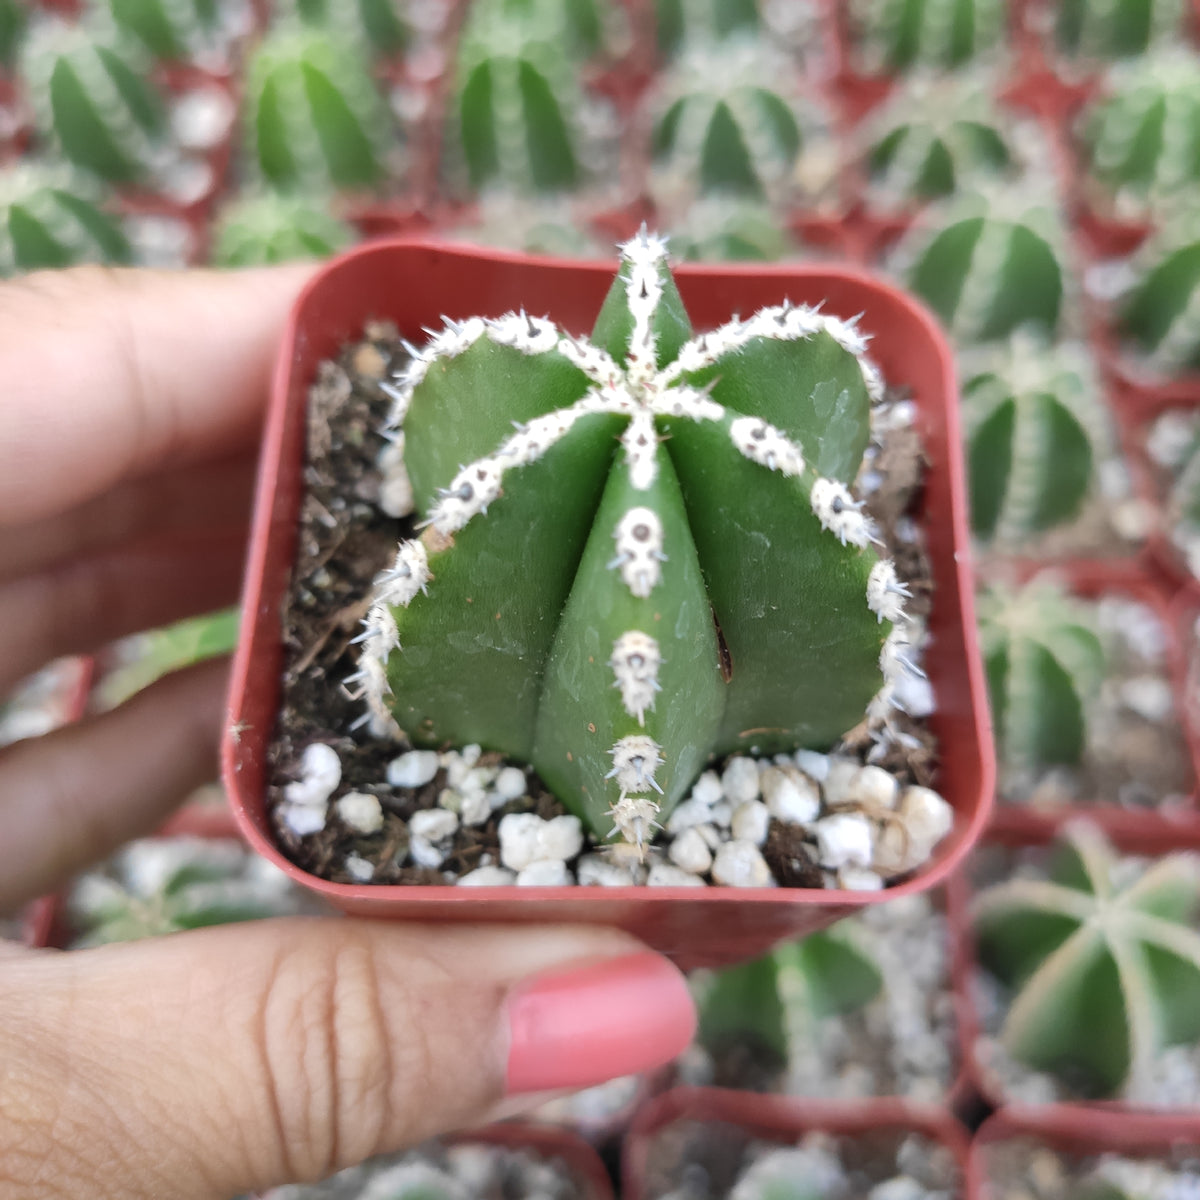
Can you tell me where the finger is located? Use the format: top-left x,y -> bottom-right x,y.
0,923 -> 696,1200
0,525 -> 246,696
0,263 -> 314,528
0,658 -> 227,912
0,451 -> 257,584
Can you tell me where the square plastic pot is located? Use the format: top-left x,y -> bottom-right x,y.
621,1086 -> 971,1200
221,237 -> 993,970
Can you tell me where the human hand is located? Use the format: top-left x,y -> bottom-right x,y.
0,267 -> 695,1200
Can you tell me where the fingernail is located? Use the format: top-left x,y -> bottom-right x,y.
505,951 -> 696,1095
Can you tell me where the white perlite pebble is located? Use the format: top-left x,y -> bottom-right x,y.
838,865 -> 884,891
647,862 -> 709,887
709,801 -> 733,827
847,765 -> 899,810
900,786 -> 953,853
387,749 -> 440,788
409,808 -> 459,843
498,812 -> 584,871
793,749 -> 830,781
457,865 -> 517,886
494,765 -> 528,800
761,766 -> 821,824
690,770 -> 724,807
868,1177 -> 926,1200
711,840 -> 776,887
731,800 -> 771,845
577,854 -> 638,887
285,742 -> 342,808
456,789 -> 492,827
669,827 -> 714,874
822,756 -> 862,806
409,836 -> 445,869
280,802 -> 329,837
345,854 -> 376,882
539,815 -> 585,862
666,797 -> 714,833
336,791 -> 384,835
516,860 -> 573,887
721,757 -> 761,805
815,812 -> 874,869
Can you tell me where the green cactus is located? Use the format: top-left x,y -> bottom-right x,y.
280,0 -> 410,58
1055,0 -> 1187,59
650,39 -> 810,202
976,578 -> 1106,773
973,820 -> 1200,1098
210,192 -> 355,267
897,188 -> 1066,342
358,231 -> 910,846
696,925 -> 883,1074
22,20 -> 170,184
0,0 -> 28,68
66,837 -> 307,948
1119,203 -> 1200,374
862,73 -> 1015,208
243,25 -> 392,191
654,0 -> 761,57
849,0 -> 1007,73
666,197 -> 792,261
962,336 -> 1111,544
0,162 -> 130,276
104,0 -> 219,61
1081,50 -> 1200,215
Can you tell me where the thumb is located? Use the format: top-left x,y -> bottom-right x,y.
0,920 -> 695,1200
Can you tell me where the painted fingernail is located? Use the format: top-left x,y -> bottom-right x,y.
504,951 -> 696,1095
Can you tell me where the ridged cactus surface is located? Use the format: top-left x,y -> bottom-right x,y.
962,337 -> 1108,543
654,0 -> 761,57
210,192 -> 355,267
1055,0 -> 1187,58
358,232 -> 909,845
283,0 -> 409,58
973,821 -> 1200,1097
850,0 -> 1007,72
106,0 -> 219,62
976,579 -> 1106,771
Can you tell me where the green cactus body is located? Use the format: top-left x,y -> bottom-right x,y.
973,821 -> 1200,1097
697,924 -> 883,1072
22,22 -> 169,184
899,190 -> 1065,342
360,232 -> 909,846
863,74 -> 1013,208
654,0 -> 761,57
243,26 -> 391,191
1120,204 -> 1200,373
976,579 -> 1106,772
210,192 -> 355,267
1082,51 -> 1200,214
667,197 -> 792,261
0,0 -> 28,69
651,40 -> 808,201
0,162 -> 130,276
850,0 -> 1007,73
962,337 -> 1109,543
281,0 -> 409,59
107,0 -> 219,61
1055,0 -> 1186,58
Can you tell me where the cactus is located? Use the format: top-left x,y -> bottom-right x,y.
0,162 -> 130,276
105,0 -> 219,61
1119,203 -> 1200,374
66,837 -> 308,948
281,0 -> 409,59
666,197 -> 792,260
242,25 -> 391,191
972,820 -> 1200,1098
896,188 -> 1066,342
1054,0 -> 1187,59
0,0 -> 27,68
650,39 -> 818,203
22,20 -> 170,184
862,74 -> 1014,208
976,578 -> 1106,773
1080,50 -> 1200,216
359,231 -> 912,846
962,336 -> 1111,544
655,0 -> 761,57
210,192 -> 355,267
696,924 -> 883,1076
849,0 -> 1007,73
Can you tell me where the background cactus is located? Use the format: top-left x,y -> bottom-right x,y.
22,21 -> 170,184
0,161 -> 130,275
849,0 -> 1007,73
961,336 -> 1112,544
210,191 -> 355,267
104,0 -> 220,62
281,0 -> 409,59
0,0 -> 27,69
360,232 -> 911,845
897,188 -> 1066,342
1080,49 -> 1200,216
665,196 -> 793,260
242,25 -> 392,191
976,578 -> 1106,773
1119,203 -> 1200,374
655,0 -> 761,57
1054,0 -> 1187,59
972,820 -> 1200,1098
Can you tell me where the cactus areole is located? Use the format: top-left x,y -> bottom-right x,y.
355,231 -> 914,849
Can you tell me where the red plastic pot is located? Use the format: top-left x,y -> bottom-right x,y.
621,1086 -> 971,1200
949,810 -> 1200,1122
967,1107 -> 1200,1199
222,237 -> 993,971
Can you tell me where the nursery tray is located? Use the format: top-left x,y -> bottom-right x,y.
222,238 -> 993,970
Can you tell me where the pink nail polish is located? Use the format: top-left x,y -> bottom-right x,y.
505,951 -> 697,1095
